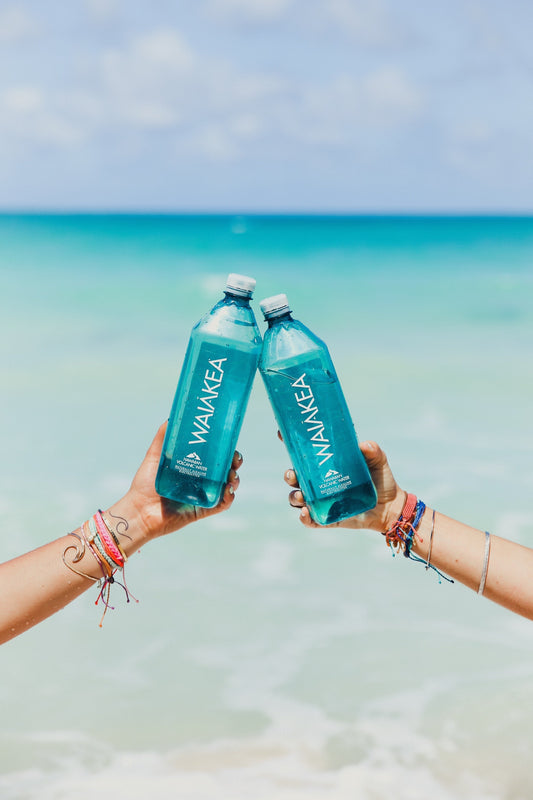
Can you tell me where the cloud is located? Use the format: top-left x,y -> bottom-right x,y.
99,30 -> 196,129
364,66 -> 422,118
276,68 -> 422,151
0,5 -> 40,43
204,0 -> 292,24
85,0 -> 121,24
203,0 -> 411,47
94,28 -> 286,157
95,30 -> 423,161
102,28 -> 196,87
0,84 -> 86,149
445,119 -> 500,175
0,22 -> 423,167
313,0 -> 409,47
0,26 -> 275,160
3,86 -> 44,114
0,1 -> 530,210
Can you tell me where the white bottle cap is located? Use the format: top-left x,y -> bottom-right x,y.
225,273 -> 256,296
259,293 -> 291,318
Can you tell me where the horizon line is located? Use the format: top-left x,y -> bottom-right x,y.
1,209 -> 533,218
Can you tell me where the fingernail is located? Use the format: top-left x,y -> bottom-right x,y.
236,451 -> 243,463
228,485 -> 234,495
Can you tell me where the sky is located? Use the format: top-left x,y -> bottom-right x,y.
0,0 -> 532,212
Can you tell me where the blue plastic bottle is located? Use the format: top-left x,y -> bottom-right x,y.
259,294 -> 377,525
156,274 -> 262,507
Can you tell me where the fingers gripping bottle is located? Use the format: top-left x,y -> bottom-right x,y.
259,294 -> 377,525
156,274 -> 262,507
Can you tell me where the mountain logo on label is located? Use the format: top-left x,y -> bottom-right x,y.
185,452 -> 202,461
324,469 -> 340,479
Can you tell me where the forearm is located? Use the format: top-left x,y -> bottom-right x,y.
356,442 -> 533,619
0,493 -> 149,645
0,422 -> 241,645
286,441 -> 533,621
411,509 -> 533,620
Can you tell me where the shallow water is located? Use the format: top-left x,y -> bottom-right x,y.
1,214 -> 533,799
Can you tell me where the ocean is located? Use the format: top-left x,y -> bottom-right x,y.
0,214 -> 533,799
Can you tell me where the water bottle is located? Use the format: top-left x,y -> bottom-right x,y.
156,274 -> 262,507
259,294 -> 376,525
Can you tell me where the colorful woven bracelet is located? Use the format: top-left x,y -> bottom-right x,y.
382,493 -> 419,553
382,496 -> 454,583
93,533 -> 119,573
404,499 -> 426,558
94,511 -> 125,568
87,517 -> 115,574
81,519 -> 110,580
62,514 -> 138,628
97,509 -> 128,562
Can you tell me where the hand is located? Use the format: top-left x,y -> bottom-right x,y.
111,422 -> 242,544
284,440 -> 405,532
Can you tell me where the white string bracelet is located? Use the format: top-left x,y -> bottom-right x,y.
425,509 -> 436,571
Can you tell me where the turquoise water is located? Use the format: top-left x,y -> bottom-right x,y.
1,214 -> 533,799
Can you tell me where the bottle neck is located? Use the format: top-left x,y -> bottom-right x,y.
265,310 -> 293,327
224,291 -> 252,306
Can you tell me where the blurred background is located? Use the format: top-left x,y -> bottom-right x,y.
1,0 -> 533,212
1,3 -> 533,800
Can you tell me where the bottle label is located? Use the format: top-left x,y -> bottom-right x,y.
274,362 -> 362,498
318,468 -> 353,497
291,373 -> 334,467
171,346 -> 229,477
173,451 -> 209,479
188,356 -> 227,445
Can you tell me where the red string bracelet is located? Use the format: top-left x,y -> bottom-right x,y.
382,493 -> 418,552
381,495 -> 454,584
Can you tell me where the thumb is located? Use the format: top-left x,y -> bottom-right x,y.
359,440 -> 389,471
145,421 -> 168,461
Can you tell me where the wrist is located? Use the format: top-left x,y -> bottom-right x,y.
104,492 -> 152,557
380,488 -> 408,533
